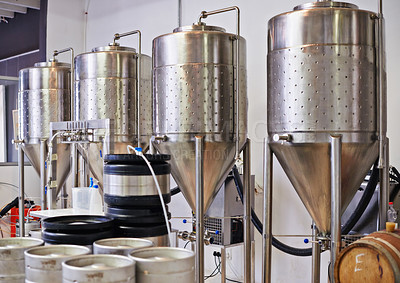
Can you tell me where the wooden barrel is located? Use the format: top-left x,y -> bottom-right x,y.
335,230 -> 400,283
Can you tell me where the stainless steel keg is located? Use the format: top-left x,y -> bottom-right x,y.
153,24 -> 248,211
75,45 -> 152,186
267,1 -> 379,233
62,255 -> 135,283
18,61 -> 71,196
103,154 -> 170,200
0,237 -> 43,283
129,247 -> 195,283
93,238 -> 153,256
25,245 -> 91,283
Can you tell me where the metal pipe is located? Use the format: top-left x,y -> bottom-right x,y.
220,247 -> 226,283
195,136 -> 204,283
52,47 -> 74,121
330,135 -> 342,283
262,138 -> 273,283
113,30 -> 142,147
376,0 -> 386,169
71,143 -> 78,188
198,6 -> 241,159
40,139 -> 47,210
61,184 -> 68,209
379,138 -> 390,230
178,0 -> 182,27
243,139 -> 251,283
312,222 -> 321,283
18,145 -> 25,237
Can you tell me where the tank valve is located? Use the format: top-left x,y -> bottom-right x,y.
178,230 -> 214,245
273,134 -> 292,142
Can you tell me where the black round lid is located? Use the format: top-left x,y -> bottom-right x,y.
104,154 -> 170,164
42,215 -> 114,232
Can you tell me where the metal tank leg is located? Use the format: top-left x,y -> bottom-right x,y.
195,136 -> 204,283
312,222 -> 321,283
220,246 -> 226,283
330,135 -> 342,283
71,143 -> 78,188
40,139 -> 47,210
378,138 -> 390,230
243,139 -> 252,283
18,145 -> 25,237
262,139 -> 273,283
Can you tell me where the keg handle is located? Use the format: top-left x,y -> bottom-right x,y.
113,30 -> 142,147
198,6 -> 241,159
52,47 -> 75,121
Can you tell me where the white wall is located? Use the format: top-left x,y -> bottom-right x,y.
0,165 -> 40,208
46,0 -> 86,62
45,0 -> 400,282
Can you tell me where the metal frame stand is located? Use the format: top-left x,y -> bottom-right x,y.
243,139 -> 252,283
47,119 -> 114,209
330,135 -> 342,283
311,222 -> 321,283
18,145 -> 25,237
195,136 -> 204,283
262,139 -> 273,283
194,137 -> 253,283
40,139 -> 47,210
262,135 -> 343,283
378,137 -> 390,230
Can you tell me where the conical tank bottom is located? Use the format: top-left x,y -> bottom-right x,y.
22,143 -> 71,196
154,141 -> 238,211
270,142 -> 378,234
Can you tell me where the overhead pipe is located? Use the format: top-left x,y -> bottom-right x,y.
113,30 -> 142,147
198,6 -> 241,160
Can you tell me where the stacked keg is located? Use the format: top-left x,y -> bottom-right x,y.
42,216 -> 114,246
93,238 -> 154,256
103,154 -> 171,246
129,247 -> 195,283
25,245 -> 91,283
62,255 -> 135,283
0,238 -> 43,282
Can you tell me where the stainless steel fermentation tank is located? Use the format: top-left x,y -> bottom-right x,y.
153,24 -> 247,212
263,1 -> 387,282
74,43 -> 152,186
267,1 -> 379,234
18,60 -> 72,208
153,7 -> 250,283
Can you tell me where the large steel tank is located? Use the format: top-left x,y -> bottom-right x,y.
267,1 -> 379,234
18,61 -> 71,198
75,44 -> 152,186
153,24 -> 247,211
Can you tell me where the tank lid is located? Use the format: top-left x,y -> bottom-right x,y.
92,45 -> 136,52
173,23 -> 226,33
294,1 -> 358,10
34,61 -> 71,68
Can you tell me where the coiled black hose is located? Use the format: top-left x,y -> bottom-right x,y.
231,165 -> 314,256
171,186 -> 181,196
341,160 -> 379,235
0,197 -> 18,218
231,161 -> 379,257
